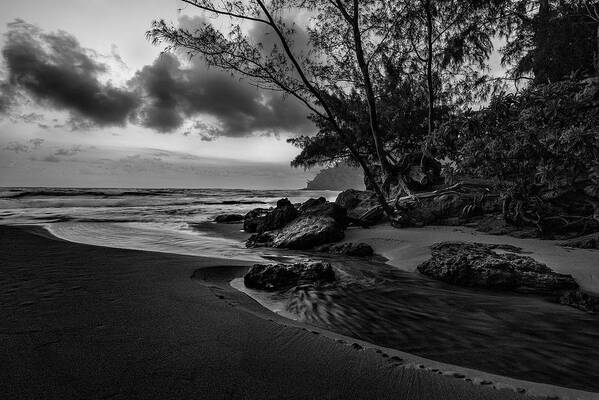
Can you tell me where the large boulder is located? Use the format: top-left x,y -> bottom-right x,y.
243,199 -> 298,233
417,242 -> 578,295
297,197 -> 326,213
243,208 -> 270,233
271,215 -> 345,250
299,200 -> 347,225
335,189 -> 382,225
255,198 -> 298,233
214,214 -> 244,223
244,262 -> 335,291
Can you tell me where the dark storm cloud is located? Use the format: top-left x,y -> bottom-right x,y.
128,15 -> 313,136
1,20 -> 138,127
129,53 -> 312,136
0,18 -> 313,137
0,81 -> 14,114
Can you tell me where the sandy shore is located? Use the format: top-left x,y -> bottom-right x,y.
344,224 -> 599,294
0,225 -> 535,400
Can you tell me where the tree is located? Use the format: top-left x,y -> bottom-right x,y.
148,0 -> 415,217
398,0 -> 505,157
500,0 -> 598,83
433,79 -> 599,236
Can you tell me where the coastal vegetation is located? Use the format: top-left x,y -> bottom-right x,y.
149,0 -> 599,239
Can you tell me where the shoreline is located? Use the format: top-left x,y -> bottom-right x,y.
3,224 -> 597,398
1,224 -> 536,400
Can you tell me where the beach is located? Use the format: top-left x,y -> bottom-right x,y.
0,224 -> 536,400
2,187 -> 599,399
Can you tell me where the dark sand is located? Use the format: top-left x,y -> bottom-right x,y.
0,226 -> 527,400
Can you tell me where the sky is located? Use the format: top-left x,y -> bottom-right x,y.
0,0 -> 317,189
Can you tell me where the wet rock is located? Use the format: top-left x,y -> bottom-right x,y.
561,233 -> 599,249
254,198 -> 298,234
245,231 -> 276,248
271,215 -> 344,250
315,242 -> 374,257
298,197 -> 326,213
244,261 -> 335,291
299,200 -> 347,225
243,208 -> 270,233
417,242 -> 578,295
560,289 -> 599,313
214,214 -> 244,223
335,189 -> 382,225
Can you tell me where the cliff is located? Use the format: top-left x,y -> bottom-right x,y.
306,164 -> 365,191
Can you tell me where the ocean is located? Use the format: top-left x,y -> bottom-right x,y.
0,187 -> 339,261
2,187 -> 598,390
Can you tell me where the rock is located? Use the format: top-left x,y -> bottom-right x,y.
299,200 -> 347,225
316,242 -> 374,257
243,208 -> 270,233
298,197 -> 326,213
561,233 -> 599,249
244,262 -> 335,291
335,189 -> 382,225
214,214 -> 244,223
559,289 -> 599,313
254,198 -> 298,233
271,216 -> 345,250
417,242 -> 578,295
245,231 -> 276,248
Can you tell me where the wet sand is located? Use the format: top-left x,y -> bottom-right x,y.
0,225 -> 527,400
209,223 -> 599,394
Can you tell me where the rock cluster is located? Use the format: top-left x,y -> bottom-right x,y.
417,242 -> 578,295
240,191 -> 384,251
243,196 -> 352,250
244,262 -> 335,291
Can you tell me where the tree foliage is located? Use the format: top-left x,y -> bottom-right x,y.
434,78 -> 599,234
500,0 -> 598,83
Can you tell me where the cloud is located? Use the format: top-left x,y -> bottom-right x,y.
1,19 -> 138,127
129,53 -> 312,136
41,154 -> 60,162
29,138 -> 44,148
54,145 -> 82,156
4,141 -> 30,153
128,15 -> 313,137
0,18 -> 314,138
3,138 -> 44,153
0,81 -> 15,114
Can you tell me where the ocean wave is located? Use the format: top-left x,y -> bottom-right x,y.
3,188 -> 176,199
